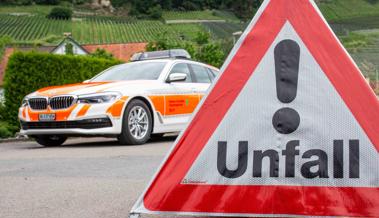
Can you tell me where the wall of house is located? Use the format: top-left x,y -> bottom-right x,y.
83,42 -> 147,62
53,43 -> 88,55
0,47 -> 14,86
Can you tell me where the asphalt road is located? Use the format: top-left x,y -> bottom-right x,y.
0,136 -> 177,218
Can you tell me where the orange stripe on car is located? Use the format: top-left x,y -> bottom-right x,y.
22,108 -> 26,119
148,96 -> 165,115
106,96 -> 128,117
165,95 -> 199,116
76,104 -> 91,117
149,94 -> 199,116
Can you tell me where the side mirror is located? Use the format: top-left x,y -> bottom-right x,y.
167,73 -> 187,83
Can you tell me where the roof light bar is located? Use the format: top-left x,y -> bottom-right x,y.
130,49 -> 191,61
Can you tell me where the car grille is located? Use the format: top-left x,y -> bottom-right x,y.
20,118 -> 113,130
27,96 -> 75,110
49,96 -> 75,110
28,98 -> 48,110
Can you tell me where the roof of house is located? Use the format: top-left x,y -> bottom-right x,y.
50,37 -> 89,54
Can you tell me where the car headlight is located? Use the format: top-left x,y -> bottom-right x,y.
21,97 -> 29,107
77,92 -> 121,104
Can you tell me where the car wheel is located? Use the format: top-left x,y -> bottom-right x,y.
34,135 -> 67,147
118,99 -> 152,145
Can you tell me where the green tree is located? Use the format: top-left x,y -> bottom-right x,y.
0,36 -> 12,59
147,31 -> 225,68
35,0 -> 60,5
148,4 -> 163,19
89,48 -> 115,60
194,31 -> 210,45
195,43 -> 225,67
47,7 -> 73,20
65,43 -> 73,55
146,31 -> 175,51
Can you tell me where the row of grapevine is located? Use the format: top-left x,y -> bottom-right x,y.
0,15 -> 188,44
202,22 -> 246,39
0,15 -> 72,42
162,10 -> 222,20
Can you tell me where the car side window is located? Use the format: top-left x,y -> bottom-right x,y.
190,64 -> 211,83
206,68 -> 217,81
169,63 -> 192,82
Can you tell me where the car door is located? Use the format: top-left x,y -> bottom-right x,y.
164,63 -> 199,120
188,63 -> 214,101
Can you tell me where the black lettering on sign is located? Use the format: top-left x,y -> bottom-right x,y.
301,149 -> 329,178
216,140 -> 359,179
333,140 -> 344,178
282,140 -> 300,177
253,150 -> 279,177
217,141 -> 248,178
349,140 -> 360,178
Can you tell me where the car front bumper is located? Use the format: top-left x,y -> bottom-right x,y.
19,116 -> 123,136
18,100 -> 127,136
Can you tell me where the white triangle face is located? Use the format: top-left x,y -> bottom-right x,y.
184,22 -> 379,187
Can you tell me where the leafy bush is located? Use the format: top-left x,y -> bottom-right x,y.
3,0 -> 34,5
17,0 -> 34,5
194,31 -> 210,45
0,36 -> 12,59
3,52 -> 122,127
0,123 -> 13,138
35,0 -> 60,5
0,101 -> 5,121
146,31 -> 226,68
147,5 -> 162,19
65,43 -> 74,55
47,7 -> 72,20
89,48 -> 115,60
195,43 -> 225,67
182,1 -> 200,11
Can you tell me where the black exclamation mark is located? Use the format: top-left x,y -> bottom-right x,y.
272,39 -> 301,134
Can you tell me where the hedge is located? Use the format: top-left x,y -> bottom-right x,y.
47,7 -> 72,20
3,52 -> 122,127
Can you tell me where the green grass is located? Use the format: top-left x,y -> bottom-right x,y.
0,5 -> 55,16
212,10 -> 240,22
163,10 -> 223,20
168,23 -> 205,40
318,0 -> 379,21
329,16 -> 379,34
340,32 -> 372,51
344,30 -> 379,76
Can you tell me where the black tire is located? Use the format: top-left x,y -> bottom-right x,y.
118,99 -> 153,145
34,135 -> 67,147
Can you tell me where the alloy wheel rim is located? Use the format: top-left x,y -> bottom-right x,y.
128,106 -> 149,140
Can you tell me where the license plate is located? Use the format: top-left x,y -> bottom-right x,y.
39,113 -> 56,121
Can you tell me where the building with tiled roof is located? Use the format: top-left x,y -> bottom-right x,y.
0,38 -> 147,86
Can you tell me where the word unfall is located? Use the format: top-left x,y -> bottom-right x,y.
217,140 -> 360,179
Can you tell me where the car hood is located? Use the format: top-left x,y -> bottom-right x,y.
31,80 -> 162,97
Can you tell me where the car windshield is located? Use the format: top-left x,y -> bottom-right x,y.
90,62 -> 167,82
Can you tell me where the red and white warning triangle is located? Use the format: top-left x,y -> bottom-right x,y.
131,0 -> 379,217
